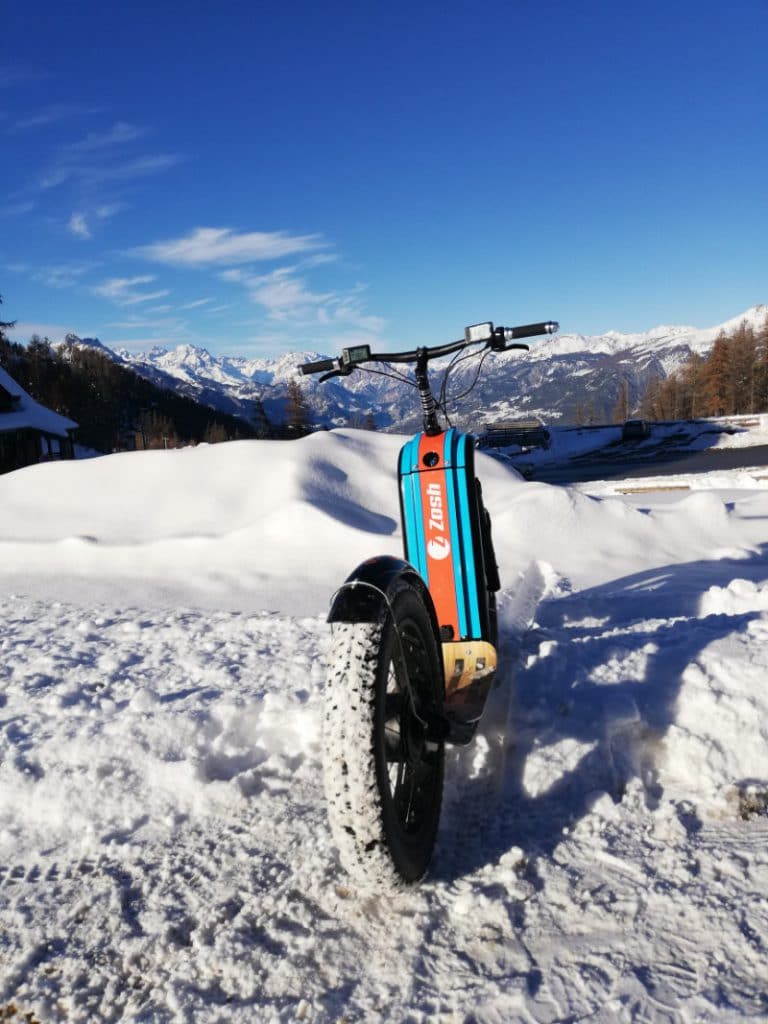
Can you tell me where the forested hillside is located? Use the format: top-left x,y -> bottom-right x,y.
0,329 -> 261,453
640,314 -> 768,420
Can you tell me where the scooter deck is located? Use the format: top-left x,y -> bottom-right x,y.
399,428 -> 491,642
399,429 -> 497,740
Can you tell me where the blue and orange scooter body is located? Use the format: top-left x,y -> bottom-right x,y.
399,428 -> 499,741
325,427 -> 499,745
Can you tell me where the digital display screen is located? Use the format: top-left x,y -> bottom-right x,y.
342,345 -> 371,365
464,322 -> 492,344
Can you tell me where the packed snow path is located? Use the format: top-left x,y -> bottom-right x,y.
2,431 -> 768,1021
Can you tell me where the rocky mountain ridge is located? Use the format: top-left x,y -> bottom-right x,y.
65,305 -> 768,431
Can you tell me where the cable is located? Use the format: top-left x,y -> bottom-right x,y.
355,363 -> 417,388
447,347 -> 493,406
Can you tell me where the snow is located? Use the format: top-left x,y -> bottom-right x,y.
528,303 -> 768,363
2,429 -> 768,1021
0,365 -> 78,437
65,302 -> 768,433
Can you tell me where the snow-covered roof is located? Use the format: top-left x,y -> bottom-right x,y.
0,364 -> 78,437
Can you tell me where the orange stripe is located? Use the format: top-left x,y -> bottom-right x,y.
417,434 -> 460,638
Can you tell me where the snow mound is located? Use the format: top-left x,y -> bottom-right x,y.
2,430 -> 768,1020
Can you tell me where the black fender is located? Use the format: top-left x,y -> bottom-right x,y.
327,555 -> 440,639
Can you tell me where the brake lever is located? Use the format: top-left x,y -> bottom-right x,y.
319,367 -> 353,383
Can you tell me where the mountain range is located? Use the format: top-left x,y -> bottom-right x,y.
63,304 -> 768,432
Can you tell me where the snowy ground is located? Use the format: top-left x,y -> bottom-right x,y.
2,430 -> 768,1022
502,414 -> 768,478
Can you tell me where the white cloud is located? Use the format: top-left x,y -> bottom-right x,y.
93,275 -> 170,306
234,267 -> 332,320
38,153 -> 182,191
137,227 -> 326,266
221,265 -> 386,335
105,336 -> 175,353
8,321 -> 82,344
0,68 -> 53,90
8,102 -> 104,132
7,261 -> 94,289
178,298 -> 213,310
95,203 -> 125,220
66,203 -> 124,239
68,212 -> 91,239
0,200 -> 35,217
64,121 -> 146,153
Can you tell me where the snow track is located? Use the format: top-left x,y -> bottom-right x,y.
3,434 -> 768,1020
3,579 -> 768,1022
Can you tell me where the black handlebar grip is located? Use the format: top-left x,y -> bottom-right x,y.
299,358 -> 336,375
505,321 -> 559,340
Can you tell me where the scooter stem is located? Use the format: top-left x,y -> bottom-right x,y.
415,348 -> 442,436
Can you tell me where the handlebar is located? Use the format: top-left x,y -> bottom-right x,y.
298,357 -> 337,375
498,321 -> 559,342
298,319 -> 559,378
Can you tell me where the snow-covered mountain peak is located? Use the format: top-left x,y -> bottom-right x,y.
51,304 -> 768,430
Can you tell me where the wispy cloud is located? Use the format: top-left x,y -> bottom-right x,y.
105,336 -> 177,354
179,298 -> 213,310
222,267 -> 331,320
7,261 -> 94,289
68,212 -> 91,239
221,265 -> 385,334
8,102 -> 104,133
136,226 -> 326,266
0,67 -> 51,89
0,200 -> 35,217
94,202 -> 125,220
39,153 -> 182,190
9,321 -> 81,344
63,121 -> 146,153
66,202 -> 125,239
93,275 -> 170,306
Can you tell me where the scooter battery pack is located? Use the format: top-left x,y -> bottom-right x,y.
398,428 -> 490,642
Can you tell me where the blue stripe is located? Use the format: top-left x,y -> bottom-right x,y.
398,435 -> 428,581
443,430 -> 469,638
455,433 -> 481,636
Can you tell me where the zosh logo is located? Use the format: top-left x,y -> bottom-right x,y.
425,482 -> 451,560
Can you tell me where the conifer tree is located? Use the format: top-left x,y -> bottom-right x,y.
253,396 -> 271,438
702,334 -> 731,416
286,378 -> 311,436
611,381 -> 630,423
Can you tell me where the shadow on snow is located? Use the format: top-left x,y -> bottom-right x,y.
436,544 -> 768,880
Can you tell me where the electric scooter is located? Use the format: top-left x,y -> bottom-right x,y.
299,318 -> 558,888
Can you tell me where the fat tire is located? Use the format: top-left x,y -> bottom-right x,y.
323,586 -> 445,889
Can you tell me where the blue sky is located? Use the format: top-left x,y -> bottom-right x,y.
2,0 -> 767,358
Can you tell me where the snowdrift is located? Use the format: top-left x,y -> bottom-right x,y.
2,430 -> 768,1021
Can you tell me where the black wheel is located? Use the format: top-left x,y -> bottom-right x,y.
323,584 -> 445,889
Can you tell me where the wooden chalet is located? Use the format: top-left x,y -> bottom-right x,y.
0,365 -> 78,474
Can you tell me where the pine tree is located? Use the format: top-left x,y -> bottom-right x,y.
679,352 -> 704,419
728,321 -> 757,414
754,314 -> 768,411
611,381 -> 630,423
0,295 -> 14,345
203,422 -> 228,444
702,333 -> 731,416
253,396 -> 271,438
286,378 -> 311,436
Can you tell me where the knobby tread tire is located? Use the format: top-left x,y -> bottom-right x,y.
323,621 -> 401,889
323,590 -> 444,891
